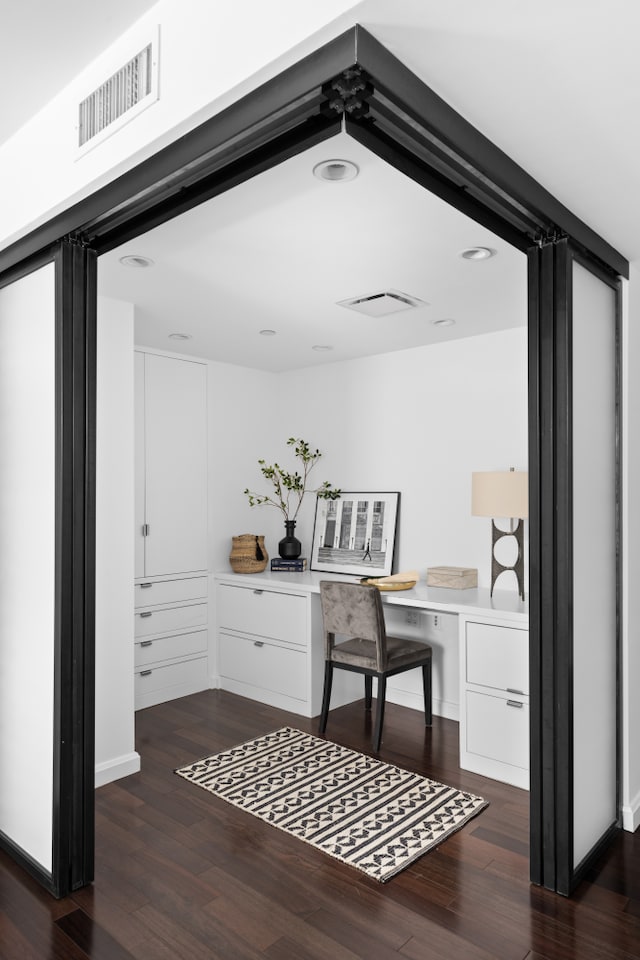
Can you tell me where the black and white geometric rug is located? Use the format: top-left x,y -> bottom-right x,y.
175,726 -> 488,882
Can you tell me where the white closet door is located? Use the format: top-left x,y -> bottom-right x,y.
134,350 -> 146,579
144,354 -> 208,576
572,261 -> 617,868
0,263 -> 55,873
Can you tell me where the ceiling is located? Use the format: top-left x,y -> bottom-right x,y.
97,133 -> 526,372
3,1 -> 639,371
3,1 -> 640,263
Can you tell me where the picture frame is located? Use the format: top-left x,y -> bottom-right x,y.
310,492 -> 400,577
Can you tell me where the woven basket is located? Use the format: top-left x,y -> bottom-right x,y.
229,534 -> 268,574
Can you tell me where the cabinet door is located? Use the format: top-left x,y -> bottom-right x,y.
134,351 -> 146,578
143,354 -> 208,576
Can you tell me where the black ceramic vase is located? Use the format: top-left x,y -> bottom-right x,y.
278,520 -> 302,558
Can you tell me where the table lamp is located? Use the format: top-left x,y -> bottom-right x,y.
471,468 -> 528,600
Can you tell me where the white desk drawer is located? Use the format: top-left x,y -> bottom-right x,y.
219,631 -> 306,700
217,583 -> 307,646
135,629 -> 207,667
135,655 -> 208,699
135,602 -> 207,638
465,621 -> 528,694
135,576 -> 207,608
465,690 -> 529,770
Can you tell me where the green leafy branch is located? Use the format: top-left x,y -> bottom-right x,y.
244,437 -> 341,522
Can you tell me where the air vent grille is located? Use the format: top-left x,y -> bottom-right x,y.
337,289 -> 428,318
78,44 -> 154,147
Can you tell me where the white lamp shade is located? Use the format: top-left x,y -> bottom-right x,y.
472,470 -> 528,519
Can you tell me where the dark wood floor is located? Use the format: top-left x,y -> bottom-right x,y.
1,690 -> 639,960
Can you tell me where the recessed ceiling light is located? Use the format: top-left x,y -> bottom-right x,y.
459,247 -> 496,261
259,329 -> 277,336
312,345 -> 333,352
313,159 -> 359,182
168,333 -> 192,341
119,255 -> 154,268
432,318 -> 456,327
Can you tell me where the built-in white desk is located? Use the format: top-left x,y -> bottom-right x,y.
213,570 -> 529,789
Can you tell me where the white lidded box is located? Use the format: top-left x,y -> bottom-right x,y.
426,566 -> 478,589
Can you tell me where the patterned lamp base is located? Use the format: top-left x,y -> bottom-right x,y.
490,518 -> 525,600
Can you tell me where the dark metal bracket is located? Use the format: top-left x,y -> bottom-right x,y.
320,67 -> 373,119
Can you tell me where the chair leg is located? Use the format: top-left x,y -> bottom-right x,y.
319,662 -> 333,735
422,662 -> 432,726
373,675 -> 386,752
364,675 -> 373,710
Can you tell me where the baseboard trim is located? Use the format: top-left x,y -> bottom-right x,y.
95,751 -> 141,788
385,687 -> 459,723
621,790 -> 640,832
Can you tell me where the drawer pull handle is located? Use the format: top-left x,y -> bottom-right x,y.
140,640 -> 153,648
253,589 -> 264,595
140,669 -> 152,677
254,641 -> 264,648
140,582 -> 153,589
139,611 -> 153,618
506,699 -> 523,709
506,688 -> 525,695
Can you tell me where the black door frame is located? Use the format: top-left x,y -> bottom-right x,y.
0,24 -> 627,896
528,239 -> 622,894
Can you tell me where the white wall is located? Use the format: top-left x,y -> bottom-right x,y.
0,0 -> 359,251
95,297 -> 140,786
621,269 -> 640,831
207,359 -> 281,571
239,329 -> 529,589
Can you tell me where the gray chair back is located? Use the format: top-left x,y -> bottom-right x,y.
319,580 -> 387,671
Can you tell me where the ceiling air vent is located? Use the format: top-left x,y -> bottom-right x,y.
77,26 -> 159,155
337,289 -> 428,318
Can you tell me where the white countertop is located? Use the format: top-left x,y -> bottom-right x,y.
214,569 -> 528,624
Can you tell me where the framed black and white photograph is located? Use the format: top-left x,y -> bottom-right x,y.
310,492 -> 400,577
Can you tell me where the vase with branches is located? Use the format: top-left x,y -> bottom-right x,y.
244,437 -> 340,558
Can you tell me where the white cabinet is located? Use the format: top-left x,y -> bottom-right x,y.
213,573 -> 528,782
134,351 -> 209,710
134,575 -> 209,709
459,615 -> 529,789
135,351 -> 208,578
215,579 -> 360,717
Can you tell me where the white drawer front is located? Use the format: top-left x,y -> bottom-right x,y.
465,621 -> 528,694
217,583 -> 307,646
135,656 -> 208,695
465,690 -> 529,770
135,629 -> 207,667
135,576 -> 207,608
135,602 -> 207,638
219,632 -> 306,700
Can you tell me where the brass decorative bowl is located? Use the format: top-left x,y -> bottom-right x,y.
360,577 -> 417,592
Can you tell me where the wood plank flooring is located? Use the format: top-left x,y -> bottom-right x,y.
1,690 -> 639,959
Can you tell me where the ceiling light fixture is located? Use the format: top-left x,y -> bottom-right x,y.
312,345 -> 333,352
459,246 -> 496,261
119,254 -> 154,268
168,333 -> 192,341
259,329 -> 277,336
312,159 -> 359,183
432,318 -> 456,327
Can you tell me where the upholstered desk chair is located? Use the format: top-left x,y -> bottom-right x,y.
318,580 -> 432,752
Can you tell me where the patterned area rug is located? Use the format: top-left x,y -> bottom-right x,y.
175,727 -> 488,882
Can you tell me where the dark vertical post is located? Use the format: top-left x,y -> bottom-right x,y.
53,240 -> 96,896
